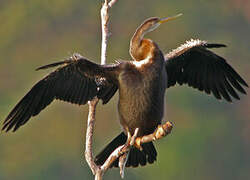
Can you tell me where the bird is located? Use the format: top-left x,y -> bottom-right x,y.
1,14 -> 248,168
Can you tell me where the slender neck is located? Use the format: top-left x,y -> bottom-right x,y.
129,27 -> 143,60
129,27 -> 155,61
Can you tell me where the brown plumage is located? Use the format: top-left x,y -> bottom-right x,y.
2,15 -> 248,168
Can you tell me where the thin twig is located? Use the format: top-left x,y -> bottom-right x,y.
108,0 -> 119,7
100,128 -> 139,173
85,97 -> 99,175
138,121 -> 173,145
100,0 -> 109,65
119,154 -> 128,178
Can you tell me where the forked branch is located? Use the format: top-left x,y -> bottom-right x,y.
85,0 -> 119,179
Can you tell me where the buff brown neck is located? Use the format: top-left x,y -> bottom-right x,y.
129,15 -> 183,62
129,19 -> 158,61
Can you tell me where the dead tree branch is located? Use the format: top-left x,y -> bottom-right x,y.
85,97 -> 99,175
85,0 -> 119,180
97,121 -> 173,179
135,121 -> 173,148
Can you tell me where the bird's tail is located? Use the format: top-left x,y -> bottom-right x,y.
94,132 -> 157,168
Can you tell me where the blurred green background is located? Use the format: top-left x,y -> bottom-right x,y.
0,0 -> 249,179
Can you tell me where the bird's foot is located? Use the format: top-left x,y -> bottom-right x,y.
125,129 -> 142,150
134,137 -> 143,151
126,131 -> 132,145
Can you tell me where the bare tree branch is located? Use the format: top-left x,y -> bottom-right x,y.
100,0 -> 110,65
85,97 -> 99,175
119,154 -> 128,178
97,122 -> 173,178
135,121 -> 173,149
108,0 -> 119,7
100,128 -> 139,174
85,0 -> 119,179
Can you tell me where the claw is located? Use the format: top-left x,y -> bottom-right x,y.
126,131 -> 132,145
134,137 -> 143,151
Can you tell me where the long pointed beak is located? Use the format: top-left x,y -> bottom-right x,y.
159,13 -> 183,24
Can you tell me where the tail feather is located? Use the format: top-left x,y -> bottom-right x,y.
94,132 -> 157,168
95,132 -> 127,166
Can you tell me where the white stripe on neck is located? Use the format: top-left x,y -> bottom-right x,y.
132,55 -> 152,68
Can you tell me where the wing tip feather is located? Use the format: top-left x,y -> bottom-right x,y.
35,59 -> 72,71
205,43 -> 227,48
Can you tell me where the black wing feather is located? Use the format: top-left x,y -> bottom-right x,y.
2,56 -> 119,132
165,39 -> 248,102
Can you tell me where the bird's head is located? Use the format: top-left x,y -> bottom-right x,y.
130,14 -> 182,61
139,13 -> 183,37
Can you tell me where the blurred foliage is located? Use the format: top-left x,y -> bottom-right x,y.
0,0 -> 249,180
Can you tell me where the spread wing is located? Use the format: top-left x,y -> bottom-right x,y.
165,39 -> 248,102
2,54 -> 119,132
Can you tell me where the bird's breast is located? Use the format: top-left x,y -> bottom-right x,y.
117,61 -> 167,136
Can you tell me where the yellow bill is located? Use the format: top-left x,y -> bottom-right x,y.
159,13 -> 183,24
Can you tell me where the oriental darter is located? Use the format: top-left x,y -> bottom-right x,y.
2,14 -> 248,168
